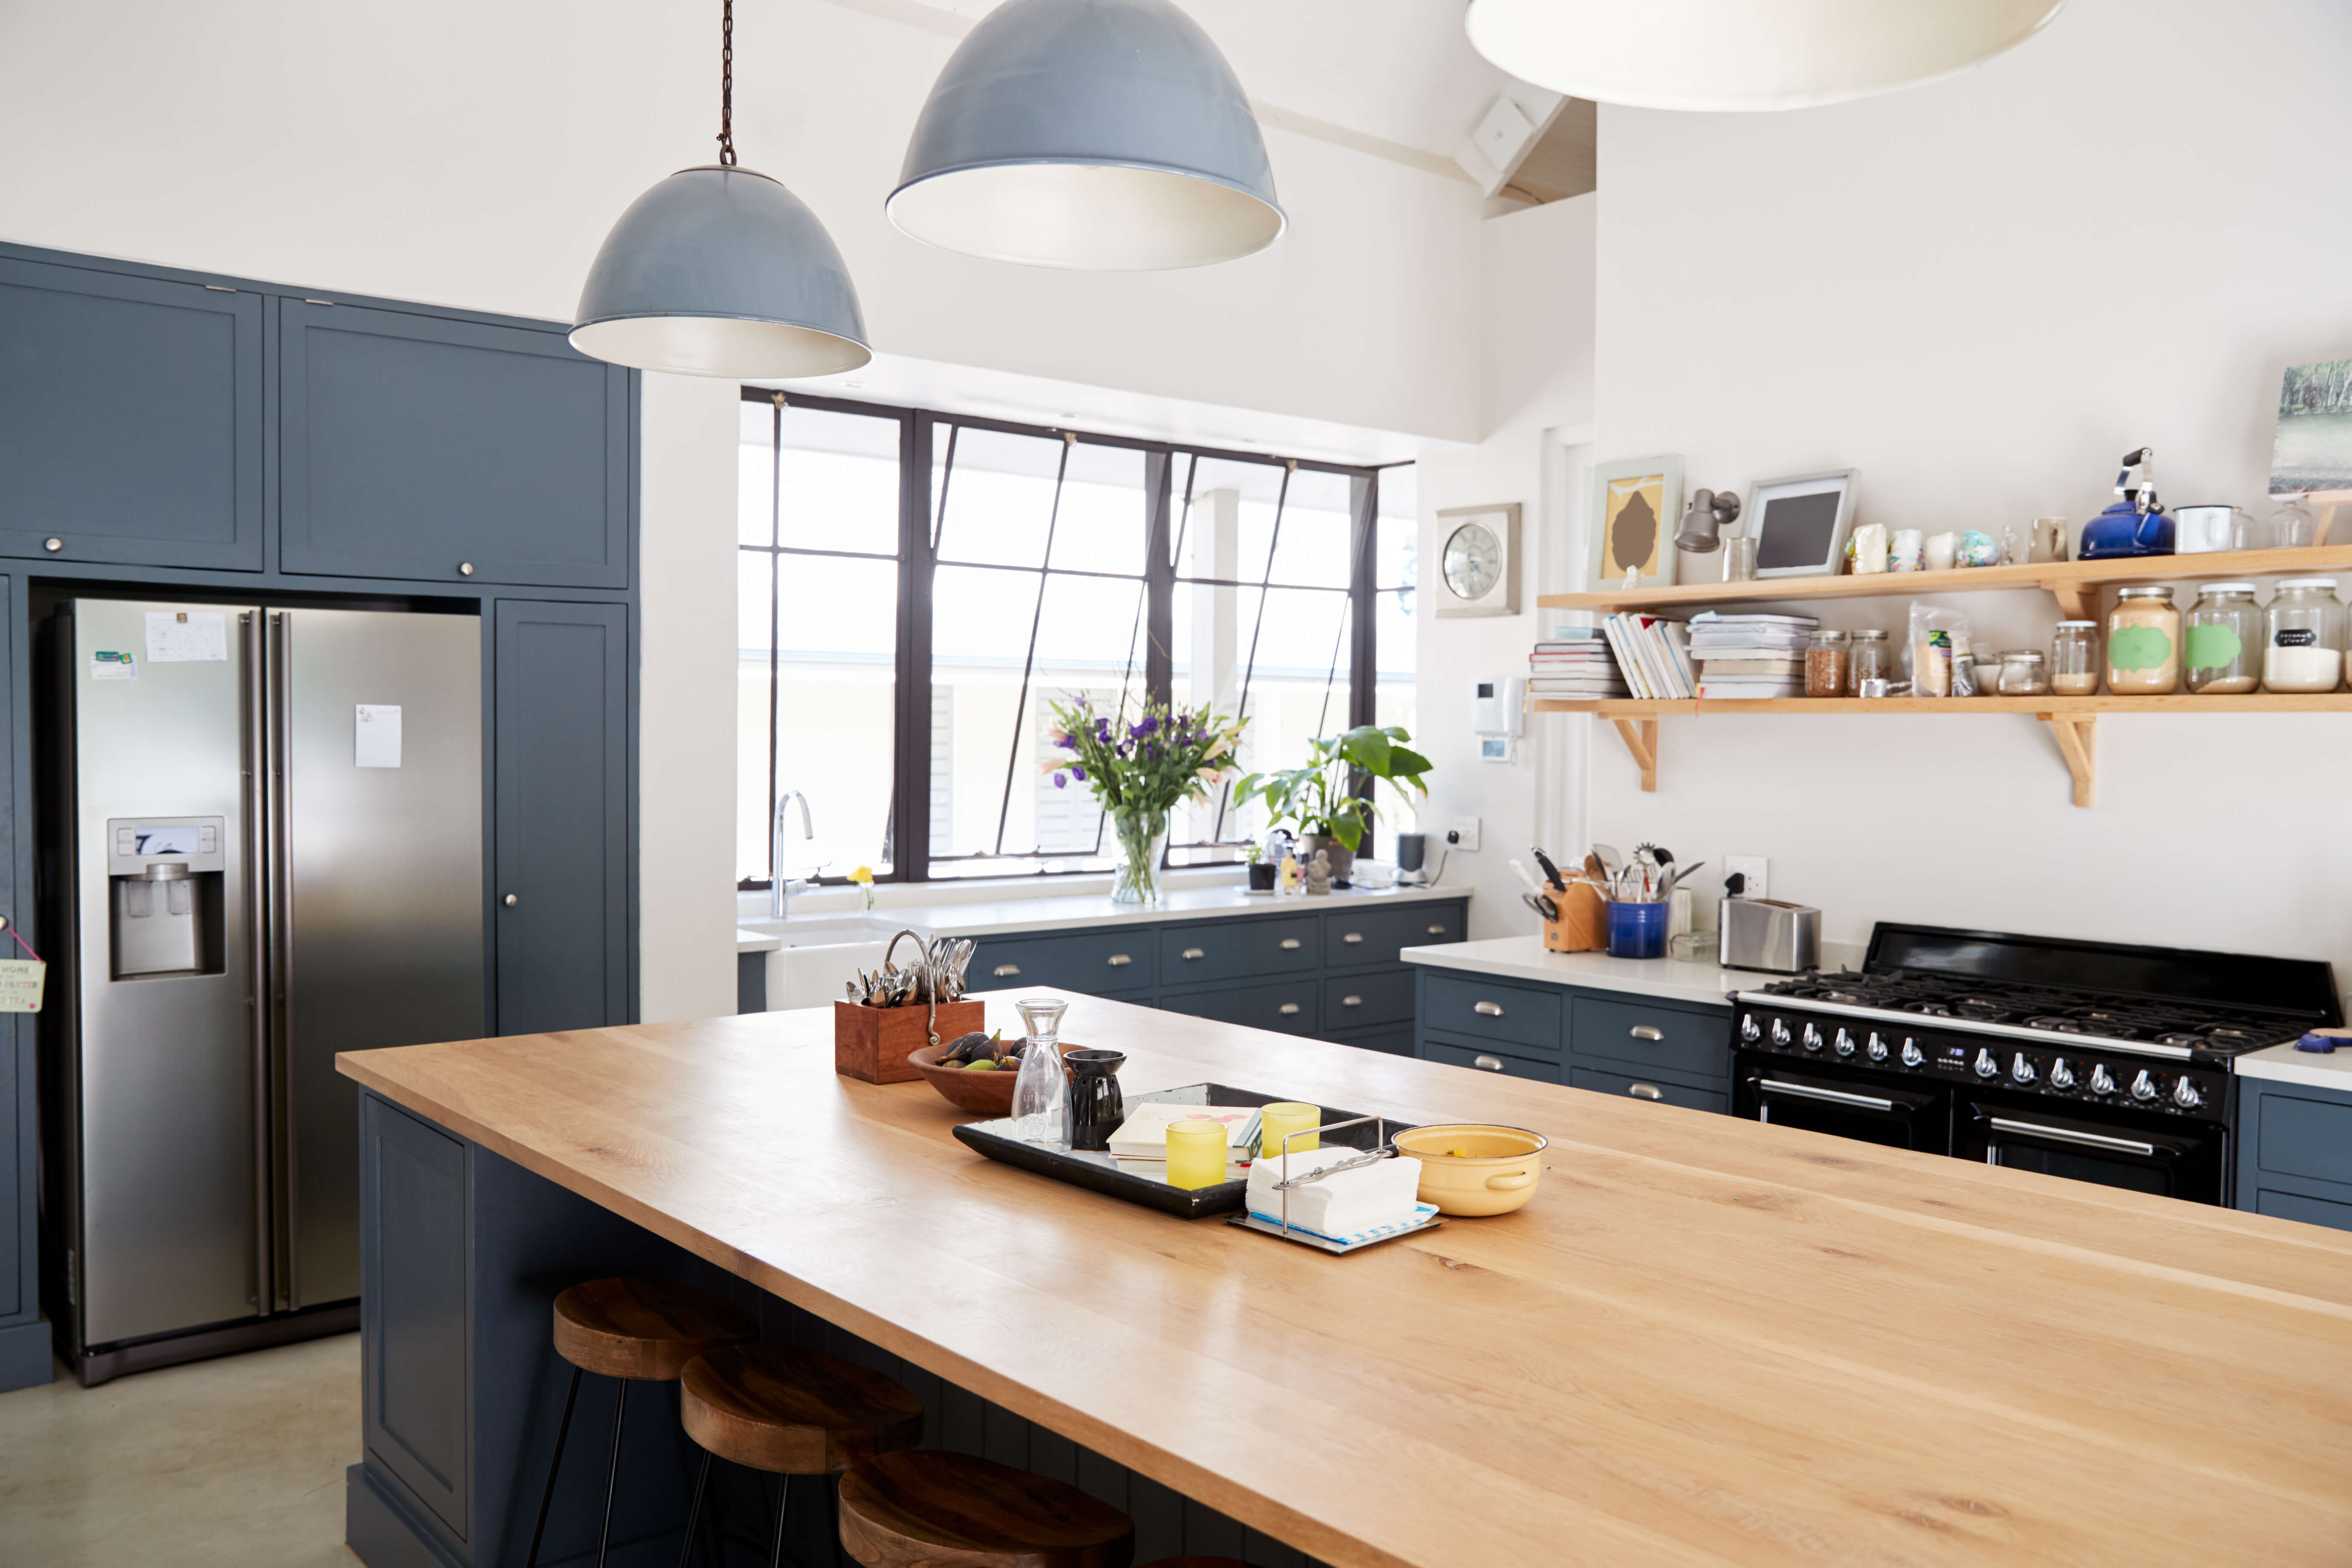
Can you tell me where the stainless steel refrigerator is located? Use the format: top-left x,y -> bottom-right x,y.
41,598 -> 484,1382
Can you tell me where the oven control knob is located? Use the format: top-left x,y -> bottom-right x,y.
1834,1027 -> 1856,1057
1741,1014 -> 1761,1042
2130,1069 -> 2159,1102
2049,1057 -> 2076,1090
1900,1039 -> 1923,1067
2089,1063 -> 2117,1095
1866,1031 -> 1889,1062
2172,1076 -> 2204,1110
1770,1019 -> 1792,1046
1801,1022 -> 1825,1051
1973,1047 -> 1999,1079
2010,1052 -> 2037,1084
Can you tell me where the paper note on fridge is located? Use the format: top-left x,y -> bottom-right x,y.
145,611 -> 228,662
0,960 -> 47,1013
89,651 -> 136,681
355,704 -> 403,769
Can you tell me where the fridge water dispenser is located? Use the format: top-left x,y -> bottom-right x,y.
107,817 -> 227,979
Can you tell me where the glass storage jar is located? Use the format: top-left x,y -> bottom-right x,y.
1996,650 -> 2049,695
2106,587 -> 2180,695
2050,620 -> 2100,694
1846,629 -> 1893,695
1804,629 -> 1850,698
2263,577 -> 2347,693
2184,582 -> 2263,694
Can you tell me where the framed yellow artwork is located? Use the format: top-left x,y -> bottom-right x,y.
1589,455 -> 1682,590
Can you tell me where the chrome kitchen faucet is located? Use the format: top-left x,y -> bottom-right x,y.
771,789 -> 817,917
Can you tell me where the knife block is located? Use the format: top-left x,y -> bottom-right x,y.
835,998 -> 986,1084
1543,883 -> 1607,953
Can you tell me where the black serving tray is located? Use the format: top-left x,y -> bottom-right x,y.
952,1082 -> 1410,1219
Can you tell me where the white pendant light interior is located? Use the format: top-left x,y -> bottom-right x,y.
887,162 -> 1283,273
1464,0 -> 2068,113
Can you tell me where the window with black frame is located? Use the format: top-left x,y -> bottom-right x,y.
736,387 -> 1413,889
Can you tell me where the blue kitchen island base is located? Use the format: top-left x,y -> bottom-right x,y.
350,1093 -> 1329,1568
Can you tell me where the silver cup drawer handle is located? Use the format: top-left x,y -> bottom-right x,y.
1629,1083 -> 1665,1101
1341,995 -> 1362,1007
1427,923 -> 1447,934
1279,937 -> 1302,950
1106,954 -> 1133,966
1473,1001 -> 1504,1017
1629,1025 -> 1664,1041
1341,931 -> 1364,944
1182,947 -> 1206,960
993,964 -> 1021,977
1473,1054 -> 1505,1071
1277,1002 -> 1301,1016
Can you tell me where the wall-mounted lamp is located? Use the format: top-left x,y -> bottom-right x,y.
1673,488 -> 1743,553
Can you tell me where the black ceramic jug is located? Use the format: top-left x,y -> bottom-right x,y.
1063,1049 -> 1126,1152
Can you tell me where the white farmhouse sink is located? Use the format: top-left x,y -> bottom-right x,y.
739,914 -> 929,1011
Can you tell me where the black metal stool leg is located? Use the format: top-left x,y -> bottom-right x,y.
768,1472 -> 791,1568
676,1447 -> 714,1568
525,1365 -> 584,1568
594,1378 -> 630,1568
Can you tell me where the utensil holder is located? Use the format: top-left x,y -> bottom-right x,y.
834,998 -> 986,1084
1604,900 -> 1668,960
1542,882 -> 1607,952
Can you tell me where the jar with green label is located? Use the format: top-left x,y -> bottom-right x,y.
2106,586 -> 2180,695
2184,582 -> 2262,694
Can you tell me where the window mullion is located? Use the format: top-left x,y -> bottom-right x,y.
992,432 -> 1075,857
895,410 -> 934,885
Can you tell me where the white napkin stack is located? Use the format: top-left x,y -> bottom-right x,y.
1245,1147 -> 1422,1239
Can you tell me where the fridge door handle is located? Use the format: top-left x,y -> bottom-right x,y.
267,611 -> 297,1311
242,610 -> 272,1315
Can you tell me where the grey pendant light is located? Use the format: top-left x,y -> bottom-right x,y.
571,0 -> 870,378
889,0 -> 1284,271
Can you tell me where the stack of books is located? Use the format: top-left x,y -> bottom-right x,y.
1687,611 -> 1817,699
1528,624 -> 1632,700
1599,612 -> 1694,699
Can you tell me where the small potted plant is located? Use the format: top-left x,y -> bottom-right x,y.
1044,697 -> 1248,906
1244,841 -> 1275,892
1232,725 -> 1432,887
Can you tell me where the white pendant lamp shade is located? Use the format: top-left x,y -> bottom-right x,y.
889,0 -> 1285,271
1464,0 -> 2068,113
572,165 -> 871,379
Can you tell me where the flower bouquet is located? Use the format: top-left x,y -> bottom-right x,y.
1045,698 -> 1247,905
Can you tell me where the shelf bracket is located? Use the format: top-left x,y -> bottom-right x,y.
2046,579 -> 2100,623
1611,717 -> 1659,793
2039,712 -> 2097,807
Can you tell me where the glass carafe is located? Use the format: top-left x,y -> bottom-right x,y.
1010,997 -> 1070,1144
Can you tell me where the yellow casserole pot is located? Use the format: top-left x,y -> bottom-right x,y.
1390,1124 -> 1547,1216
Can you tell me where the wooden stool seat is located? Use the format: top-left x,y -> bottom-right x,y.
550,1277 -> 755,1381
680,1345 -> 924,1475
839,1450 -> 1135,1568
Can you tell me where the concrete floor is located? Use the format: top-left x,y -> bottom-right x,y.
0,1332 -> 358,1567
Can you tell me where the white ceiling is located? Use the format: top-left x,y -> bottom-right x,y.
864,0 -> 1520,159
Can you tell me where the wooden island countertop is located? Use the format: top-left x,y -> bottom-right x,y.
338,991 -> 2352,1568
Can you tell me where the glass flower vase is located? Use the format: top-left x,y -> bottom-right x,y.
1109,807 -> 1169,906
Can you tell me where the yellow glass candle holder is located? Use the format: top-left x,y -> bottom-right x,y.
1164,1119 -> 1229,1190
1258,1102 -> 1319,1164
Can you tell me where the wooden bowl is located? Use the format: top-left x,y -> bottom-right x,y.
905,1041 -> 1022,1115
1390,1123 -> 1547,1216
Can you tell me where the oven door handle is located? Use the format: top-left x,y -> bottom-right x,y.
1755,1078 -> 1898,1112
1985,1116 -> 2159,1157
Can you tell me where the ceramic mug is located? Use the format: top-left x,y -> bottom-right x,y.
2029,517 -> 2067,563
1850,523 -> 1889,574
1890,529 -> 1926,572
1924,531 -> 1960,571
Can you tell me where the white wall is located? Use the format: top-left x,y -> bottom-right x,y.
1416,195 -> 1596,938
1589,0 -> 2352,980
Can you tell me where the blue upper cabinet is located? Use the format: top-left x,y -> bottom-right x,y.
0,259 -> 263,570
280,303 -> 630,588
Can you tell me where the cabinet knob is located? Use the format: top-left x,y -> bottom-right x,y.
1106,953 -> 1132,967
502,893 -> 518,907
1277,1002 -> 1301,1016
42,537 -> 61,553
1341,931 -> 1364,944
1181,947 -> 1205,960
1473,1054 -> 1505,1072
992,964 -> 1020,977
1629,1025 -> 1664,1041
1279,937 -> 1302,951
459,562 -> 475,576
1341,995 -> 1362,1008
1628,1083 -> 1665,1101
1473,1000 -> 1504,1017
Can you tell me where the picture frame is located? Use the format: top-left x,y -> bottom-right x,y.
1434,502 -> 1521,618
1747,469 -> 1858,579
1587,456 -> 1683,591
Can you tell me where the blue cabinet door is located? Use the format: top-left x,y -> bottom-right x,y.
495,601 -> 629,1035
0,259 -> 262,569
359,1094 -> 472,1542
281,303 -> 630,588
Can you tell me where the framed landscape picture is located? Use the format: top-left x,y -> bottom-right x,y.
1589,456 -> 1682,590
2271,358 -> 2352,494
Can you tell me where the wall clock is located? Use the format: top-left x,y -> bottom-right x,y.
1435,502 -> 1520,618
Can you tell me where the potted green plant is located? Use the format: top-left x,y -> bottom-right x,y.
1232,725 -> 1432,887
1044,697 -> 1248,905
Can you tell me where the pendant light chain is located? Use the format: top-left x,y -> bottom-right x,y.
717,0 -> 738,167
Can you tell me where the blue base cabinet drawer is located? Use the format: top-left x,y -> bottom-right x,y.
1420,974 -> 1563,1054
1160,916 -> 1317,986
1325,1024 -> 1415,1058
1324,969 -> 1415,1028
2255,1090 -> 2352,1187
1158,978 -> 1317,1036
1328,905 -> 1462,968
2254,1187 -> 2352,1232
1570,1064 -> 1729,1114
1571,995 -> 1732,1081
1422,1038 -> 1561,1083
973,930 -> 1156,994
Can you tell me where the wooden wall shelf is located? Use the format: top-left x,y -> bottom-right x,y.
1530,692 -> 2352,808
1537,545 -> 2352,621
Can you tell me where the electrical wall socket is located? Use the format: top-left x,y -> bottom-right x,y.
1725,855 -> 1768,900
1442,818 -> 1482,852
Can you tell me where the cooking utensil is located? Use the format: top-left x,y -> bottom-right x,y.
1531,848 -> 1568,890
1593,844 -> 1623,884
1659,860 -> 1707,898
1509,859 -> 1547,900
1521,892 -> 1559,922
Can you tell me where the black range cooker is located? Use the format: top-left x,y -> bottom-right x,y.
1730,924 -> 2340,1206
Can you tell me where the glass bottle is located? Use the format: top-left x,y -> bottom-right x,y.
2106,587 -> 2180,695
1846,629 -> 1893,695
1996,650 -> 2049,695
1009,996 -> 1070,1144
2184,582 -> 2263,695
2050,621 -> 2099,694
2263,578 -> 2348,693
1804,629 -> 1849,698
2268,497 -> 2319,549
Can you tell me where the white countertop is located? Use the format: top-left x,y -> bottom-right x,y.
872,881 -> 1469,939
737,926 -> 783,954
1400,934 -> 1865,1008
2236,1039 -> 2352,1092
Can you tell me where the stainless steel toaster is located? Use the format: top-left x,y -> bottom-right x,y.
1718,897 -> 1821,974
